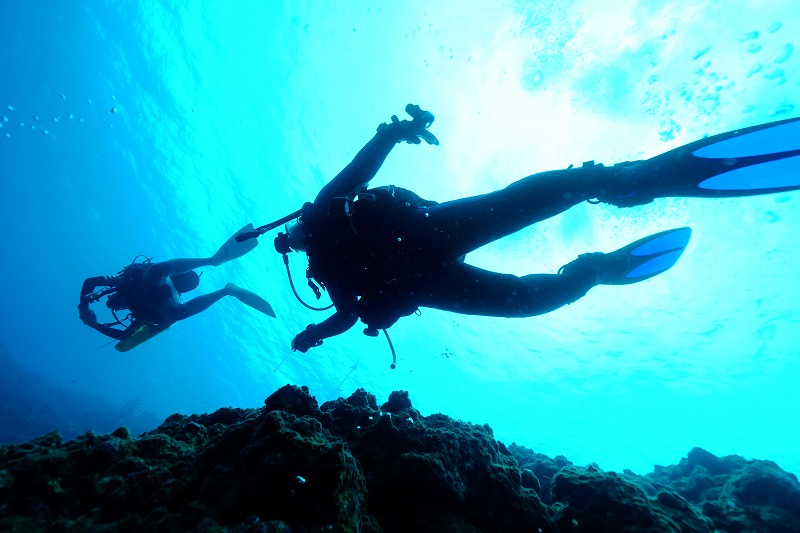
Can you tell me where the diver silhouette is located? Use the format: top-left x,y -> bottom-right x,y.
264,105 -> 799,353
78,225 -> 275,351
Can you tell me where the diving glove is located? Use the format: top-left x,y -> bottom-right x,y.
79,307 -> 99,326
381,103 -> 440,146
291,324 -> 323,353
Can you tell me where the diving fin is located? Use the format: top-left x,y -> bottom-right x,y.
599,117 -> 800,206
226,283 -> 276,318
562,227 -> 692,285
115,322 -> 169,352
212,223 -> 259,266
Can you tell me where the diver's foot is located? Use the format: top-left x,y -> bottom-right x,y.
558,252 -> 629,285
225,282 -> 240,296
560,227 -> 691,286
592,161 -> 655,208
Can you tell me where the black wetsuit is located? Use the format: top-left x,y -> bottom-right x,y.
295,121 -> 622,348
79,260 -> 218,340
78,265 -> 179,339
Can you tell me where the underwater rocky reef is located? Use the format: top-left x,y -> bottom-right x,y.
1,384 -> 798,532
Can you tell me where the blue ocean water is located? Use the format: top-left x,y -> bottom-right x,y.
1,0 -> 798,477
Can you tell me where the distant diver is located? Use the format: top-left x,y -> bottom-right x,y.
78,224 -> 276,351
241,105 -> 799,353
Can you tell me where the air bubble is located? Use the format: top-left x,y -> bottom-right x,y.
747,63 -> 763,77
692,46 -> 711,60
740,31 -> 759,42
775,43 -> 793,64
7,105 -> 13,111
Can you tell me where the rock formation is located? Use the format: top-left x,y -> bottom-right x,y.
1,385 -> 798,532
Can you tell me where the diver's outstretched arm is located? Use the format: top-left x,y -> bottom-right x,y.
291,311 -> 358,353
314,105 -> 437,206
79,275 -> 120,299
78,276 -> 124,334
314,124 -> 399,206
77,276 -> 130,340
291,288 -> 358,352
83,317 -> 129,340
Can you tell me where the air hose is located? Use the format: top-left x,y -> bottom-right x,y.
282,253 -> 398,368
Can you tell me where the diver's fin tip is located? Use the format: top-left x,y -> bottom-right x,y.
567,227 -> 692,286
212,224 -> 259,266
611,226 -> 692,284
227,283 -> 276,318
600,118 -> 800,205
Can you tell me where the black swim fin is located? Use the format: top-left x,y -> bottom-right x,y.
598,117 -> 800,206
561,227 -> 692,285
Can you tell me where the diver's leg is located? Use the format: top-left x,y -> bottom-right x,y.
415,261 -> 597,318
144,258 -> 213,280
160,287 -> 230,322
423,164 -> 616,259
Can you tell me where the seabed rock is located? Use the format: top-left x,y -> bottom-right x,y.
1,384 -> 798,532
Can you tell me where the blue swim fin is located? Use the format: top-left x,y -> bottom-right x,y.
599,117 -> 800,206
562,227 -> 692,285
602,227 -> 691,284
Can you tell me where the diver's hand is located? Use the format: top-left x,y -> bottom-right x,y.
79,306 -> 98,326
379,104 -> 439,146
405,104 -> 435,129
291,324 -> 323,353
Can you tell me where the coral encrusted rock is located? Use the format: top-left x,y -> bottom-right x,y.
1,385 -> 799,532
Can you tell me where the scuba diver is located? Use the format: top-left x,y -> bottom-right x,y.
260,104 -> 799,353
78,224 -> 276,351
